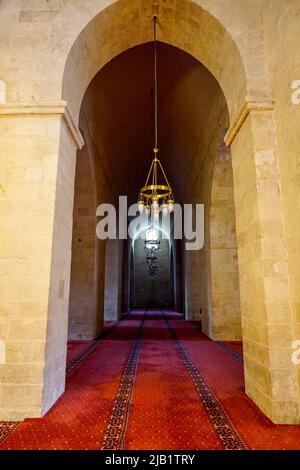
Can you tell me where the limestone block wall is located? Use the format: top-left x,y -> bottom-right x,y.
262,0 -> 300,416
68,144 -> 100,340
184,87 -> 241,341
0,110 -> 77,420
43,121 -> 77,414
230,110 -> 299,423
121,239 -> 130,313
173,240 -> 184,313
0,0 -> 269,125
104,239 -> 124,321
184,242 -> 202,321
68,122 -> 115,338
209,135 -> 241,340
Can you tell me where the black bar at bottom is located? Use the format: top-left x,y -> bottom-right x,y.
0,450 -> 300,467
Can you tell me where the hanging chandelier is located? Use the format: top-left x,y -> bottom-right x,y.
137,15 -> 175,223
145,226 -> 160,277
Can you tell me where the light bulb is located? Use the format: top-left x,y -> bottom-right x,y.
145,205 -> 150,216
138,201 -> 144,213
162,203 -> 168,216
153,211 -> 159,223
152,206 -> 159,223
168,199 -> 174,213
152,197 -> 159,210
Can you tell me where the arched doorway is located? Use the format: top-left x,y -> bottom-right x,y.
67,38 -> 241,335
58,1 -> 298,424
1,0 -> 297,425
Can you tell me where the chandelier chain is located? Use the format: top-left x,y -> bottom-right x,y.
154,15 -> 158,149
137,14 -> 174,215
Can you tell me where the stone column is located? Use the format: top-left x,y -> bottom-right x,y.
174,240 -> 183,313
184,249 -> 202,321
68,144 -> 102,340
0,102 -> 82,420
209,136 -> 242,340
226,101 -> 300,423
104,239 -> 123,321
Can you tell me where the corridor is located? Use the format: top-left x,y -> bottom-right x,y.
1,311 -> 299,450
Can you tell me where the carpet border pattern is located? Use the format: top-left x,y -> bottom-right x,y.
100,311 -> 147,450
66,321 -> 121,374
164,312 -> 248,450
216,341 -> 244,365
0,422 -> 19,445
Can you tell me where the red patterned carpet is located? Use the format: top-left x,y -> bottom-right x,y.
1,310 -> 300,450
67,340 -> 92,364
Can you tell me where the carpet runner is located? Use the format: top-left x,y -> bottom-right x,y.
1,310 -> 300,450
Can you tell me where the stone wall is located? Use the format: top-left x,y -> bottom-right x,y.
132,232 -> 173,309
184,87 -> 241,341
67,70 -> 120,338
121,239 -> 130,313
0,110 -> 77,420
230,108 -> 299,423
262,0 -> 300,417
43,121 -> 77,414
209,134 -> 241,340
104,239 -> 123,321
68,142 -> 100,339
174,240 -> 184,313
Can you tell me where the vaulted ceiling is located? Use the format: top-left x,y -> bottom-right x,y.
80,41 -> 225,203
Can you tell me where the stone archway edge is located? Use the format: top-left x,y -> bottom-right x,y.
0,101 -> 84,150
224,96 -> 274,147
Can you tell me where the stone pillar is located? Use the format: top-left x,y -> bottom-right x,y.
0,102 -> 82,420
68,144 -> 102,340
121,239 -> 130,313
104,239 -> 123,321
209,136 -> 242,340
174,240 -> 183,313
184,249 -> 202,321
226,102 -> 300,424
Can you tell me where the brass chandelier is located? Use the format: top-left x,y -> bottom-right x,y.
137,15 -> 174,222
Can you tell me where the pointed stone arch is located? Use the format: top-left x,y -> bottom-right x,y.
62,0 -> 249,124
